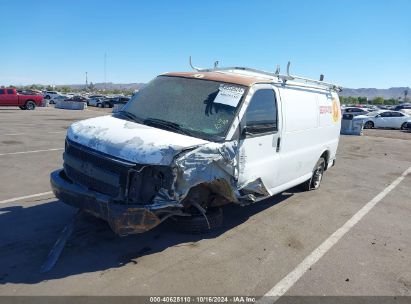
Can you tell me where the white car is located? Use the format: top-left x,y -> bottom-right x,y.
49,95 -> 68,104
51,63 -> 342,235
359,110 -> 410,130
43,91 -> 61,100
88,95 -> 106,107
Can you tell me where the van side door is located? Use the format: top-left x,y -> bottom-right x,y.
237,84 -> 282,194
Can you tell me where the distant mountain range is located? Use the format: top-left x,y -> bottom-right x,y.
340,87 -> 410,100
55,82 -> 410,100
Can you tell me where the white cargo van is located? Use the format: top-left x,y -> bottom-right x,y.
51,62 -> 341,235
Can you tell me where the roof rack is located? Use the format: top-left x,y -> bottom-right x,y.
189,56 -> 342,92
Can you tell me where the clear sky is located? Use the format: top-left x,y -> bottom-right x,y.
1,0 -> 410,88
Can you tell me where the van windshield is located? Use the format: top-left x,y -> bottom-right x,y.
119,76 -> 247,141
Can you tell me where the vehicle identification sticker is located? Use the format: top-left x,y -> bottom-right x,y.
213,84 -> 245,107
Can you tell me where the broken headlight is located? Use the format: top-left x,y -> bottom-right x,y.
127,166 -> 175,204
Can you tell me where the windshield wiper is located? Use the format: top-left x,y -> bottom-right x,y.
143,118 -> 192,136
116,110 -> 144,123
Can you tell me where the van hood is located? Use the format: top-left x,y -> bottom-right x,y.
67,115 -> 209,165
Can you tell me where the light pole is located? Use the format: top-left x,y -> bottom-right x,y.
104,53 -> 107,91
85,72 -> 88,91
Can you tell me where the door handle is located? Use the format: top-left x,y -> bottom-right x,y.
276,137 -> 281,152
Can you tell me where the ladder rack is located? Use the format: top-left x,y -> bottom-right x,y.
189,56 -> 342,92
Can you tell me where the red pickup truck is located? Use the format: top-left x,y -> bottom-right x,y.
0,88 -> 44,110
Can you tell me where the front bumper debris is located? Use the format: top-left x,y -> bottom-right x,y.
50,169 -> 161,235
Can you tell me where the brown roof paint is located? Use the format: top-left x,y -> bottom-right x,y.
162,71 -> 269,87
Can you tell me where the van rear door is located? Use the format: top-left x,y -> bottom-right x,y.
237,84 -> 282,194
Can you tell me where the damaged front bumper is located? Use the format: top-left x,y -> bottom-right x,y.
50,169 -> 163,235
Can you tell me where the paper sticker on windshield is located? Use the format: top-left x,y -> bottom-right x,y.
213,84 -> 245,107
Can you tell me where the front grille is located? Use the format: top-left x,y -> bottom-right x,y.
64,165 -> 119,197
64,139 -> 135,198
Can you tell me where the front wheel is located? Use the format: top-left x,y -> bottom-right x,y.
97,103 -> 103,108
25,101 -> 36,110
301,158 -> 326,191
364,121 -> 374,129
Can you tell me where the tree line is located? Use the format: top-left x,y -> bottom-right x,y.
339,96 -> 405,105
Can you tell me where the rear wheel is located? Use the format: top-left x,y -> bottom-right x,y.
301,157 -> 326,191
364,121 -> 374,129
25,101 -> 36,110
97,103 -> 103,108
401,122 -> 407,130
104,102 -> 110,108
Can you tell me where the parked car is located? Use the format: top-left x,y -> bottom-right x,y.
91,96 -> 129,108
43,91 -> 61,99
66,96 -> 88,103
51,65 -> 342,235
88,95 -> 106,107
394,104 -> 411,115
342,107 -> 369,117
404,120 -> 411,132
359,110 -> 410,129
0,88 -> 44,110
93,96 -> 130,108
49,95 -> 68,104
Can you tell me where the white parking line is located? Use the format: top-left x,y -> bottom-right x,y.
0,148 -> 63,156
264,165 -> 411,299
0,191 -> 54,205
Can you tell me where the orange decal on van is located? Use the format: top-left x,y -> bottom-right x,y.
332,98 -> 340,123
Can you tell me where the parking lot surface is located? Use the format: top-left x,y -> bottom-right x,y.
0,107 -> 410,297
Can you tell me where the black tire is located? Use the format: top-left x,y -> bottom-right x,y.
300,157 -> 326,191
364,121 -> 374,129
401,122 -> 407,130
104,102 -> 110,108
25,100 -> 36,110
97,103 -> 103,108
19,106 -> 26,110
171,208 -> 223,234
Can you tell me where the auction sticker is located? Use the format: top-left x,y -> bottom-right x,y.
214,84 -> 245,107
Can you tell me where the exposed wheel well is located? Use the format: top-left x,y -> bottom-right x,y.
182,180 -> 236,210
320,150 -> 330,171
